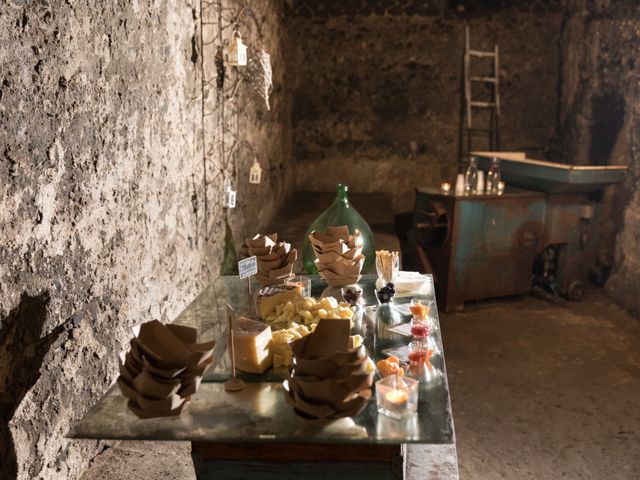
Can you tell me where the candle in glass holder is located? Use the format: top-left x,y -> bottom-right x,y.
441,182 -> 451,193
376,374 -> 419,419
285,276 -> 312,296
385,388 -> 408,409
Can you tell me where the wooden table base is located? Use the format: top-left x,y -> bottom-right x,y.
191,442 -> 404,480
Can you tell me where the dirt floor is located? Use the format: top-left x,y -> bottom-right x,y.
80,290 -> 640,479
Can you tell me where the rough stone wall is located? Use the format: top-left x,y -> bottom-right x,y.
558,0 -> 640,314
287,1 -> 563,212
0,1 -> 292,479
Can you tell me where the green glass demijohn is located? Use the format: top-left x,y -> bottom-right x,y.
303,184 -> 376,274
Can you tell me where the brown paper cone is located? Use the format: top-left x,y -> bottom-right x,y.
133,371 -> 182,400
295,377 -> 353,404
245,233 -> 277,249
292,391 -> 336,419
331,390 -> 372,414
258,257 -> 284,271
324,226 -> 350,241
178,376 -> 202,397
142,356 -> 187,379
128,398 -> 187,418
117,377 -> 138,400
165,324 -> 198,345
136,393 -> 186,413
137,320 -> 193,361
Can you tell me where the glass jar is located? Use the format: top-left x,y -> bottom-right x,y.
303,184 -> 375,274
410,317 -> 429,339
464,156 -> 478,194
487,157 -> 501,194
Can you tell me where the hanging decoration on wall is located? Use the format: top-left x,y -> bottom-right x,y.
249,159 -> 262,184
246,48 -> 273,110
226,31 -> 248,67
223,178 -> 237,209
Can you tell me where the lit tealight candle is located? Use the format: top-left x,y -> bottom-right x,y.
385,388 -> 409,409
441,182 -> 451,193
497,181 -> 505,194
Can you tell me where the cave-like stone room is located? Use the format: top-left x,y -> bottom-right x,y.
1,1 -> 638,479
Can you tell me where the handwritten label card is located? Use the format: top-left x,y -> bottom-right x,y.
238,256 -> 258,279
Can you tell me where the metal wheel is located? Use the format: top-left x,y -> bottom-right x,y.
567,280 -> 585,302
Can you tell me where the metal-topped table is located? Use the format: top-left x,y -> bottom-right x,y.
70,275 -> 458,479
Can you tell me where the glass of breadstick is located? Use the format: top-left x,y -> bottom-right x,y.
375,250 -> 400,285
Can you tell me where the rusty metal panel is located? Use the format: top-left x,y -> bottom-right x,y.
415,188 -> 546,311
543,194 -> 587,245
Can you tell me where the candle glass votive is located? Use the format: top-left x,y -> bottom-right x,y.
376,374 -> 419,419
285,276 -> 312,297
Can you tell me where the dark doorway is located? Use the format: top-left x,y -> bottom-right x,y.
589,92 -> 625,165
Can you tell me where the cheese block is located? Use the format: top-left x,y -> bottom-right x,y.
232,316 -> 273,374
256,284 -> 304,320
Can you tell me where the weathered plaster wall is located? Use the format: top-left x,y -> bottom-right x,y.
558,0 -> 640,314
0,1 -> 292,479
287,1 -> 563,212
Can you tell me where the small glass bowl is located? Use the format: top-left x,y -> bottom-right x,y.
410,316 -> 430,339
409,299 -> 430,319
407,341 -> 433,367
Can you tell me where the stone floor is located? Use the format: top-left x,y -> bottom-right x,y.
80,290 -> 640,479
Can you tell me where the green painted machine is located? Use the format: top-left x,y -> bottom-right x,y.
414,152 -> 627,311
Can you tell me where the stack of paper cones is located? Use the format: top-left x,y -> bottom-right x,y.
117,320 -> 215,419
241,233 -> 297,286
283,319 -> 373,420
309,226 -> 364,287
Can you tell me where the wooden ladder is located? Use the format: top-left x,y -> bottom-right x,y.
463,25 -> 501,153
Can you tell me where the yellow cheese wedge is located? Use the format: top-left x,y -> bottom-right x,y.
232,316 -> 273,374
256,284 -> 304,320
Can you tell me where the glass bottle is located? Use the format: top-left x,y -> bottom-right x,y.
464,156 -> 478,194
303,184 -> 376,274
487,157 -> 501,194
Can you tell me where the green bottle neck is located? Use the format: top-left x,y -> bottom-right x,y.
336,184 -> 349,205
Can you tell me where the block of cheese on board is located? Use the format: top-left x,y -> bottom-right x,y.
232,316 -> 273,374
256,284 -> 304,320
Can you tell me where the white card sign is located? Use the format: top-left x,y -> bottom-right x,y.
238,255 -> 258,279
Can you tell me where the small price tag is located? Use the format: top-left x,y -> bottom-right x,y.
238,255 -> 258,279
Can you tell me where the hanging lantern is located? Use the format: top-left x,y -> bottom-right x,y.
226,31 -> 247,67
249,159 -> 262,184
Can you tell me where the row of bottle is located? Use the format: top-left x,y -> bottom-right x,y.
453,156 -> 503,195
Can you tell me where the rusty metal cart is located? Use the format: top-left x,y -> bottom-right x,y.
414,153 -> 627,311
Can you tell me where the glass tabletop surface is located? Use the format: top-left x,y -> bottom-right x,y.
69,275 -> 455,445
